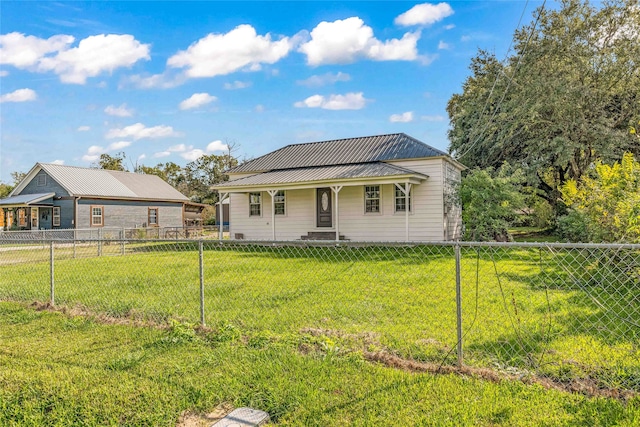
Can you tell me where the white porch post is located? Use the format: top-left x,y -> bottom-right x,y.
330,186 -> 343,242
395,183 -> 412,242
218,192 -> 228,241
267,190 -> 278,240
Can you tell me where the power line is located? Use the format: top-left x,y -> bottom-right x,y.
454,0 -> 547,162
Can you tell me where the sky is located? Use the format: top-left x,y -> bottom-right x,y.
0,0 -> 544,183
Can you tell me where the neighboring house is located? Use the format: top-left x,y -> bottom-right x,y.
0,163 -> 203,231
213,133 -> 464,242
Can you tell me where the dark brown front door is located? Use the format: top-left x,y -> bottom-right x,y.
316,188 -> 332,228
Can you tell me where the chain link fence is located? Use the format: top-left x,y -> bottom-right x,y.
1,237 -> 638,392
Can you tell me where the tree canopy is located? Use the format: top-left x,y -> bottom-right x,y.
448,0 -> 640,208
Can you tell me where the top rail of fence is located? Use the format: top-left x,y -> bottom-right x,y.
1,232 -> 637,250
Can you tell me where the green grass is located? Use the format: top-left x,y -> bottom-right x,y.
1,243 -> 638,396
1,301 -> 639,426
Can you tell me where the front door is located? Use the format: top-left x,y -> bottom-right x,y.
316,188 -> 332,228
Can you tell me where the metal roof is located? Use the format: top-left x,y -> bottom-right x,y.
17,164 -> 189,201
216,163 -> 428,189
228,133 -> 450,173
0,192 -> 55,207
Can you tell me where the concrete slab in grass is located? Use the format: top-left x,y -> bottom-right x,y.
211,407 -> 270,426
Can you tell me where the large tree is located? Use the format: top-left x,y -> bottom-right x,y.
448,0 -> 640,208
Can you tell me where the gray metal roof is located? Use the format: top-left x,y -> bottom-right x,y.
217,163 -> 428,189
228,133 -> 449,173
0,192 -> 55,206
33,164 -> 189,201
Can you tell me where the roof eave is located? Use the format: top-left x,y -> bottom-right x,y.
213,173 -> 428,193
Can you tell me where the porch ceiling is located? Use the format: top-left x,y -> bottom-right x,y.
0,192 -> 55,208
214,163 -> 428,192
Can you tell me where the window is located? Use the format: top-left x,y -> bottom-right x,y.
37,174 -> 46,186
31,208 -> 38,228
18,209 -> 27,227
53,207 -> 61,227
274,190 -> 285,215
395,184 -> 412,213
91,205 -> 104,227
249,192 -> 261,216
364,185 -> 380,213
148,208 -> 158,226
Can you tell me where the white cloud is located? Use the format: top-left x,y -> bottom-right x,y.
395,3 -> 454,27
438,41 -> 451,50
87,145 -> 104,155
51,159 -> 65,165
0,88 -> 37,103
125,72 -> 186,89
206,140 -> 228,152
153,151 -> 171,158
444,24 -> 456,30
181,148 -> 206,161
106,140 -> 132,151
294,92 -> 368,110
0,32 -> 74,68
39,34 -> 150,84
104,103 -> 134,117
137,154 -> 146,161
0,70 -> 8,77
82,145 -> 104,161
421,114 -> 445,122
298,17 -> 419,65
297,72 -> 351,87
390,111 -> 414,123
82,154 -> 100,162
255,104 -> 265,113
77,125 -> 91,131
167,144 -> 187,152
106,123 -> 181,140
179,92 -> 217,110
167,24 -> 291,78
0,32 -> 150,84
224,80 -> 251,90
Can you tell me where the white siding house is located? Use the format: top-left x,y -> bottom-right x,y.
213,133 -> 464,242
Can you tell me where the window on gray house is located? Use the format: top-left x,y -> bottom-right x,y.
148,208 -> 158,226
91,205 -> 104,227
53,207 -> 61,227
37,175 -> 46,186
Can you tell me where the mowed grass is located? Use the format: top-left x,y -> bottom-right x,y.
1,243 -> 638,389
2,301 -> 639,426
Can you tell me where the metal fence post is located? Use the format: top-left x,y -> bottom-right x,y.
121,228 -> 125,256
50,240 -> 55,306
98,228 -> 103,257
199,240 -> 205,327
455,243 -> 463,367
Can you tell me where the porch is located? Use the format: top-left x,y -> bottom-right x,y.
0,193 -> 56,231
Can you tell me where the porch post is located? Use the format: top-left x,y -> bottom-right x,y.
330,186 -> 343,242
395,183 -> 412,242
405,183 -> 412,242
267,190 -> 278,240
218,192 -> 228,241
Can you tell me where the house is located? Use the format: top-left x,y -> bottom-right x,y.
213,133 -> 464,242
0,163 -> 203,231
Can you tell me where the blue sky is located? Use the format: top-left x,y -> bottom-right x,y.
0,1 -> 542,183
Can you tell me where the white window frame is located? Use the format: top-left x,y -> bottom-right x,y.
53,207 -> 61,227
91,205 -> 104,227
364,185 -> 381,214
148,207 -> 159,226
274,190 -> 286,216
249,192 -> 262,217
37,174 -> 47,186
394,184 -> 412,213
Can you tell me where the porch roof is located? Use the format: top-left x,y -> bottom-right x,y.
0,192 -> 55,208
214,163 -> 428,192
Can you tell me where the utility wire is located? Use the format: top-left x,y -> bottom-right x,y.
455,0 -> 547,162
